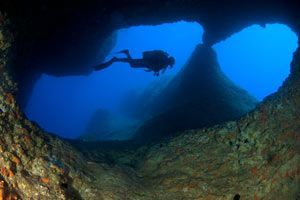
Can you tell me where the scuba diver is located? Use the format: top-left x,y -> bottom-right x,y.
94,49 -> 175,76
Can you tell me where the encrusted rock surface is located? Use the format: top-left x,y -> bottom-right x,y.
0,11 -> 299,200
0,14 -> 147,200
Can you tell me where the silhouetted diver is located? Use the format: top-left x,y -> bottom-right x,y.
94,49 -> 175,76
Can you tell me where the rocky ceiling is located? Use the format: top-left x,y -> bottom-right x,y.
1,0 -> 299,107
1,0 -> 299,74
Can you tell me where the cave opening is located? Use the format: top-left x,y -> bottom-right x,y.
22,22 -> 298,143
214,23 -> 298,100
24,21 -> 203,139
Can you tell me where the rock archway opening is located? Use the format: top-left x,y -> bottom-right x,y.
21,22 -> 298,144
213,23 -> 298,100
24,21 -> 204,139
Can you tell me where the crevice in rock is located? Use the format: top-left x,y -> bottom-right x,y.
233,194 -> 240,200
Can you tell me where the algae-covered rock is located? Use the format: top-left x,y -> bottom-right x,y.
0,13 -> 144,200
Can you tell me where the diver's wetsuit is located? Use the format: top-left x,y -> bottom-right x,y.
94,50 -> 173,75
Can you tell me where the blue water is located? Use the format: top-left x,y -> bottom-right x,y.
24,22 -> 297,138
214,24 -> 298,100
25,21 -> 203,138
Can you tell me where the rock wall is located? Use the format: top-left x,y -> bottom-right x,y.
135,47 -> 300,199
0,14 -> 146,200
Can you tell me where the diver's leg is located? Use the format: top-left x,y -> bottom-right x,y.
94,57 -> 146,71
94,57 -> 118,71
114,58 -> 147,69
113,58 -> 132,64
108,57 -> 139,68
124,50 -> 132,59
117,49 -> 132,59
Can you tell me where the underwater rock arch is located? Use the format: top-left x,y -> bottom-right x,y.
213,23 -> 298,100
1,0 -> 299,107
0,0 -> 300,198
